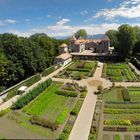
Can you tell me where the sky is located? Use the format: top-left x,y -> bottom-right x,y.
0,0 -> 140,37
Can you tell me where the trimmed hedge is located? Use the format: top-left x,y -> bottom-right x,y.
5,74 -> 41,101
70,100 -> 83,115
30,116 -> 58,131
67,68 -> 90,72
42,66 -> 56,77
55,90 -> 78,97
122,88 -> 131,101
12,78 -> 52,109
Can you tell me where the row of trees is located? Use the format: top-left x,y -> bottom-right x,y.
0,33 -> 67,91
106,24 -> 140,58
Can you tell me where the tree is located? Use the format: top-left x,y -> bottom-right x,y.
97,85 -> 103,94
118,24 -> 136,57
106,30 -> 119,50
74,29 -> 87,39
133,26 -> 140,42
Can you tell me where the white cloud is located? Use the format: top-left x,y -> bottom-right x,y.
0,20 -> 5,26
25,19 -> 31,22
93,0 -> 140,20
47,15 -> 52,18
5,19 -> 17,24
8,29 -> 32,37
8,22 -> 120,37
80,10 -> 88,16
56,18 -> 71,26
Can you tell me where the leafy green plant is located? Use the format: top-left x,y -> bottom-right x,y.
12,78 -> 52,109
104,119 -> 131,126
114,134 -> 121,140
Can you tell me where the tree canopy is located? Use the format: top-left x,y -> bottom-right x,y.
106,30 -> 119,50
0,33 -> 67,91
106,24 -> 140,58
74,29 -> 87,39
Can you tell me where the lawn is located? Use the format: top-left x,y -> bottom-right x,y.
23,83 -> 75,123
103,63 -> 139,82
103,88 -> 123,102
57,60 -> 97,80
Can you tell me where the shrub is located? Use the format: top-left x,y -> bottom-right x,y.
122,88 -> 131,101
30,116 -> 58,131
97,85 -> 103,94
12,78 -> 52,109
80,92 -> 87,98
55,90 -> 78,97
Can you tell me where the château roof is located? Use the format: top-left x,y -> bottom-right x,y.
56,53 -> 72,60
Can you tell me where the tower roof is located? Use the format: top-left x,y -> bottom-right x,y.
59,43 -> 68,48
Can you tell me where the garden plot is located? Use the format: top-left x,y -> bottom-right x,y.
102,63 -> 140,82
0,81 -> 86,139
94,87 -> 140,140
57,61 -> 97,80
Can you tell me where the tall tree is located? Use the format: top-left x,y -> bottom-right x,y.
106,30 -> 119,50
118,24 -> 136,57
74,29 -> 87,39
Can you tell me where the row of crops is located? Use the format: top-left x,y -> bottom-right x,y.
103,63 -> 140,82
101,87 -> 140,140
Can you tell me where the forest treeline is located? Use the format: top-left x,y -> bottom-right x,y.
0,33 -> 67,91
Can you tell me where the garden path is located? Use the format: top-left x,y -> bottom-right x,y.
68,62 -> 103,140
0,63 -> 72,111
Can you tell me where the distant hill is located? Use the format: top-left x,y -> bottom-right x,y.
54,34 -> 106,40
87,34 -> 106,39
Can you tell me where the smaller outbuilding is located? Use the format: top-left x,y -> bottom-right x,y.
55,53 -> 72,66
59,43 -> 69,54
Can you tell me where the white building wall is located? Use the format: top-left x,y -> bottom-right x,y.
63,58 -> 72,66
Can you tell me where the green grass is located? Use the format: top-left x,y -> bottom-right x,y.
103,88 -> 123,102
23,84 -> 69,122
104,63 -> 139,82
56,108 -> 70,124
114,134 -> 121,140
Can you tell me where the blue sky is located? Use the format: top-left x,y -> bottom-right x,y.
0,0 -> 140,37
